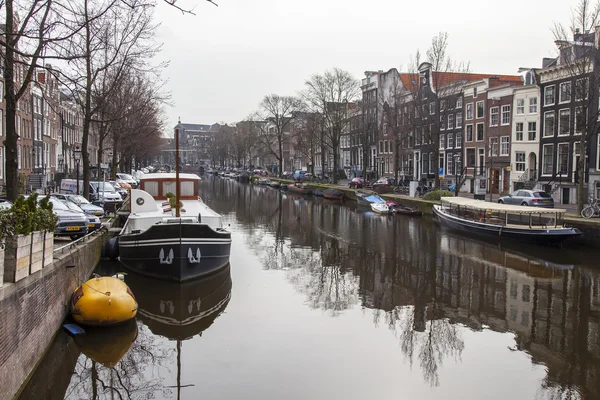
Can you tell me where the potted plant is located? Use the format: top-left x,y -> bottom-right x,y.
3,194 -> 58,283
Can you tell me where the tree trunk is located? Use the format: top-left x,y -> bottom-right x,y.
4,0 -> 18,201
278,138 -> 283,177
82,0 -> 92,199
577,138 -> 588,214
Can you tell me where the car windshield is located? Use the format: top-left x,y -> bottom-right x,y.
47,197 -> 70,211
62,200 -> 84,213
91,182 -> 117,193
534,192 -> 552,198
73,195 -> 90,204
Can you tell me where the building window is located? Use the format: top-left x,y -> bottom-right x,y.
544,111 -> 555,137
557,143 -> 569,173
476,101 -> 484,119
422,104 -> 427,116
466,148 -> 476,167
448,114 -> 454,129
456,97 -> 463,109
501,105 -> 511,125
439,134 -> 446,150
529,97 -> 538,113
542,144 -> 554,175
466,103 -> 473,120
559,82 -> 572,103
447,133 -> 454,149
476,123 -> 484,141
515,122 -> 524,141
528,121 -> 537,141
516,98 -> 525,114
416,127 -> 422,146
500,136 -> 509,156
466,125 -> 473,141
456,112 -> 463,128
576,77 -> 589,100
429,102 -> 435,115
558,109 -> 571,136
515,152 -> 526,172
490,137 -> 499,156
456,131 -> 462,148
440,115 -> 445,130
490,107 -> 499,126
544,85 -> 555,105
447,153 -> 454,175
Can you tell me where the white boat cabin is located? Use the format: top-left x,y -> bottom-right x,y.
121,173 -> 223,235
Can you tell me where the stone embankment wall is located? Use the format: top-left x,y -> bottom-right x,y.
0,231 -> 104,400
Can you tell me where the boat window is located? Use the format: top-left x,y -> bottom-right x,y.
181,181 -> 195,196
163,181 -> 176,196
144,181 -> 159,197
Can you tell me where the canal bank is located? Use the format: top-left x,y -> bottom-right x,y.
0,229 -> 105,400
271,178 -> 600,247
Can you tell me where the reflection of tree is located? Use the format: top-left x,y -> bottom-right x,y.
65,323 -> 174,400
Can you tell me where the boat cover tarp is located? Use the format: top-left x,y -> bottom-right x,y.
441,197 -> 566,214
365,195 -> 385,204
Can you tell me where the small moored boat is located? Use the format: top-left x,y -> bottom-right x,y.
323,188 -> 344,200
270,181 -> 281,189
433,197 -> 581,245
71,276 -> 138,327
387,201 -> 423,216
288,183 -> 313,195
371,202 -> 392,214
356,190 -> 385,207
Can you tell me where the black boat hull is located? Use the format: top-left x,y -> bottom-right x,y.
119,223 -> 231,281
433,205 -> 580,245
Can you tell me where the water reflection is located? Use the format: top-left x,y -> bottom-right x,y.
203,178 -> 600,396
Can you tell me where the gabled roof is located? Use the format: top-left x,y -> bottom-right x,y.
398,71 -> 522,92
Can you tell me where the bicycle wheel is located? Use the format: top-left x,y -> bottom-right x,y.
582,206 -> 595,219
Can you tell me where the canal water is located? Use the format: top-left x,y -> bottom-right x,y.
21,178 -> 600,400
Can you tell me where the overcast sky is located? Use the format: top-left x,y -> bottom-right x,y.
155,0 -> 574,133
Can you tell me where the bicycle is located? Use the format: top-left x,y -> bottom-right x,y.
581,196 -> 600,218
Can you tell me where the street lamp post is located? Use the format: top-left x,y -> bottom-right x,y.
73,145 -> 82,195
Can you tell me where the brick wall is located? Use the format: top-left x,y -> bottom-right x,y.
0,232 -> 104,400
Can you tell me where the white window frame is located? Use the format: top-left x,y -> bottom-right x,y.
448,114 -> 454,129
456,112 -> 463,128
476,101 -> 484,119
576,77 -> 589,101
544,85 -> 555,106
490,137 -> 499,157
476,123 -> 484,142
490,106 -> 499,127
429,102 -> 435,115
575,106 -> 583,135
456,131 -> 462,148
557,142 -> 569,174
501,105 -> 511,125
466,103 -> 473,120
515,122 -> 524,141
439,134 -> 446,150
516,98 -> 525,115
542,144 -> 554,175
515,151 -> 526,172
500,136 -> 509,156
559,81 -> 572,103
466,124 -> 473,142
528,121 -> 537,141
529,97 -> 538,114
447,153 -> 454,176
558,109 -> 571,136
544,111 -> 555,137
456,97 -> 463,109
447,133 -> 454,149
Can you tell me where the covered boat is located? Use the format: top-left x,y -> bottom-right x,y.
71,276 -> 138,327
117,173 -> 232,281
288,183 -> 313,195
371,202 -> 392,214
386,200 -> 423,216
323,188 -> 344,200
356,190 -> 385,206
433,197 -> 581,245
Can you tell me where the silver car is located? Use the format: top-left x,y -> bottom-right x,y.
498,190 -> 555,208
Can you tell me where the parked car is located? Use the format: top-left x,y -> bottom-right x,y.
372,177 -> 396,193
293,170 -> 307,181
52,194 -> 105,217
60,199 -> 102,233
498,190 -> 554,208
349,177 -> 365,189
116,173 -> 138,188
45,197 -> 89,240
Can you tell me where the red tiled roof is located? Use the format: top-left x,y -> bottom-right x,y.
397,71 -> 522,91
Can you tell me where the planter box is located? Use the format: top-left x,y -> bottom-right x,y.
43,231 -> 54,267
30,231 -> 45,274
4,234 -> 32,283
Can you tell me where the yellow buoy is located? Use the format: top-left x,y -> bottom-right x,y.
71,276 -> 138,327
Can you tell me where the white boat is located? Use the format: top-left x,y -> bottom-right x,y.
370,202 -> 392,214
433,197 -> 581,245
116,173 -> 231,281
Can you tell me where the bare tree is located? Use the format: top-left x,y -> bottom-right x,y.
552,0 -> 600,213
304,68 -> 360,183
291,111 -> 321,175
254,94 -> 302,176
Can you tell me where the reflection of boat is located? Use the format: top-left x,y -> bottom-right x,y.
323,188 -> 344,200
73,319 -> 138,367
288,183 -> 313,195
433,197 -> 581,245
270,181 -> 281,189
258,178 -> 271,186
356,190 -> 385,207
118,173 -> 232,281
71,276 -> 138,327
124,264 -> 232,340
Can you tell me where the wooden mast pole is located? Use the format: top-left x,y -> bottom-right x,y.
175,125 -> 181,218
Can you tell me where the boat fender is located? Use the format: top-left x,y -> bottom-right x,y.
104,236 -> 120,260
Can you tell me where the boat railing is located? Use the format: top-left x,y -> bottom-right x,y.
441,202 -> 562,229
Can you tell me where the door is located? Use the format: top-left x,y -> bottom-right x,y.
562,187 -> 570,204
502,169 -> 510,194
490,168 -> 500,194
